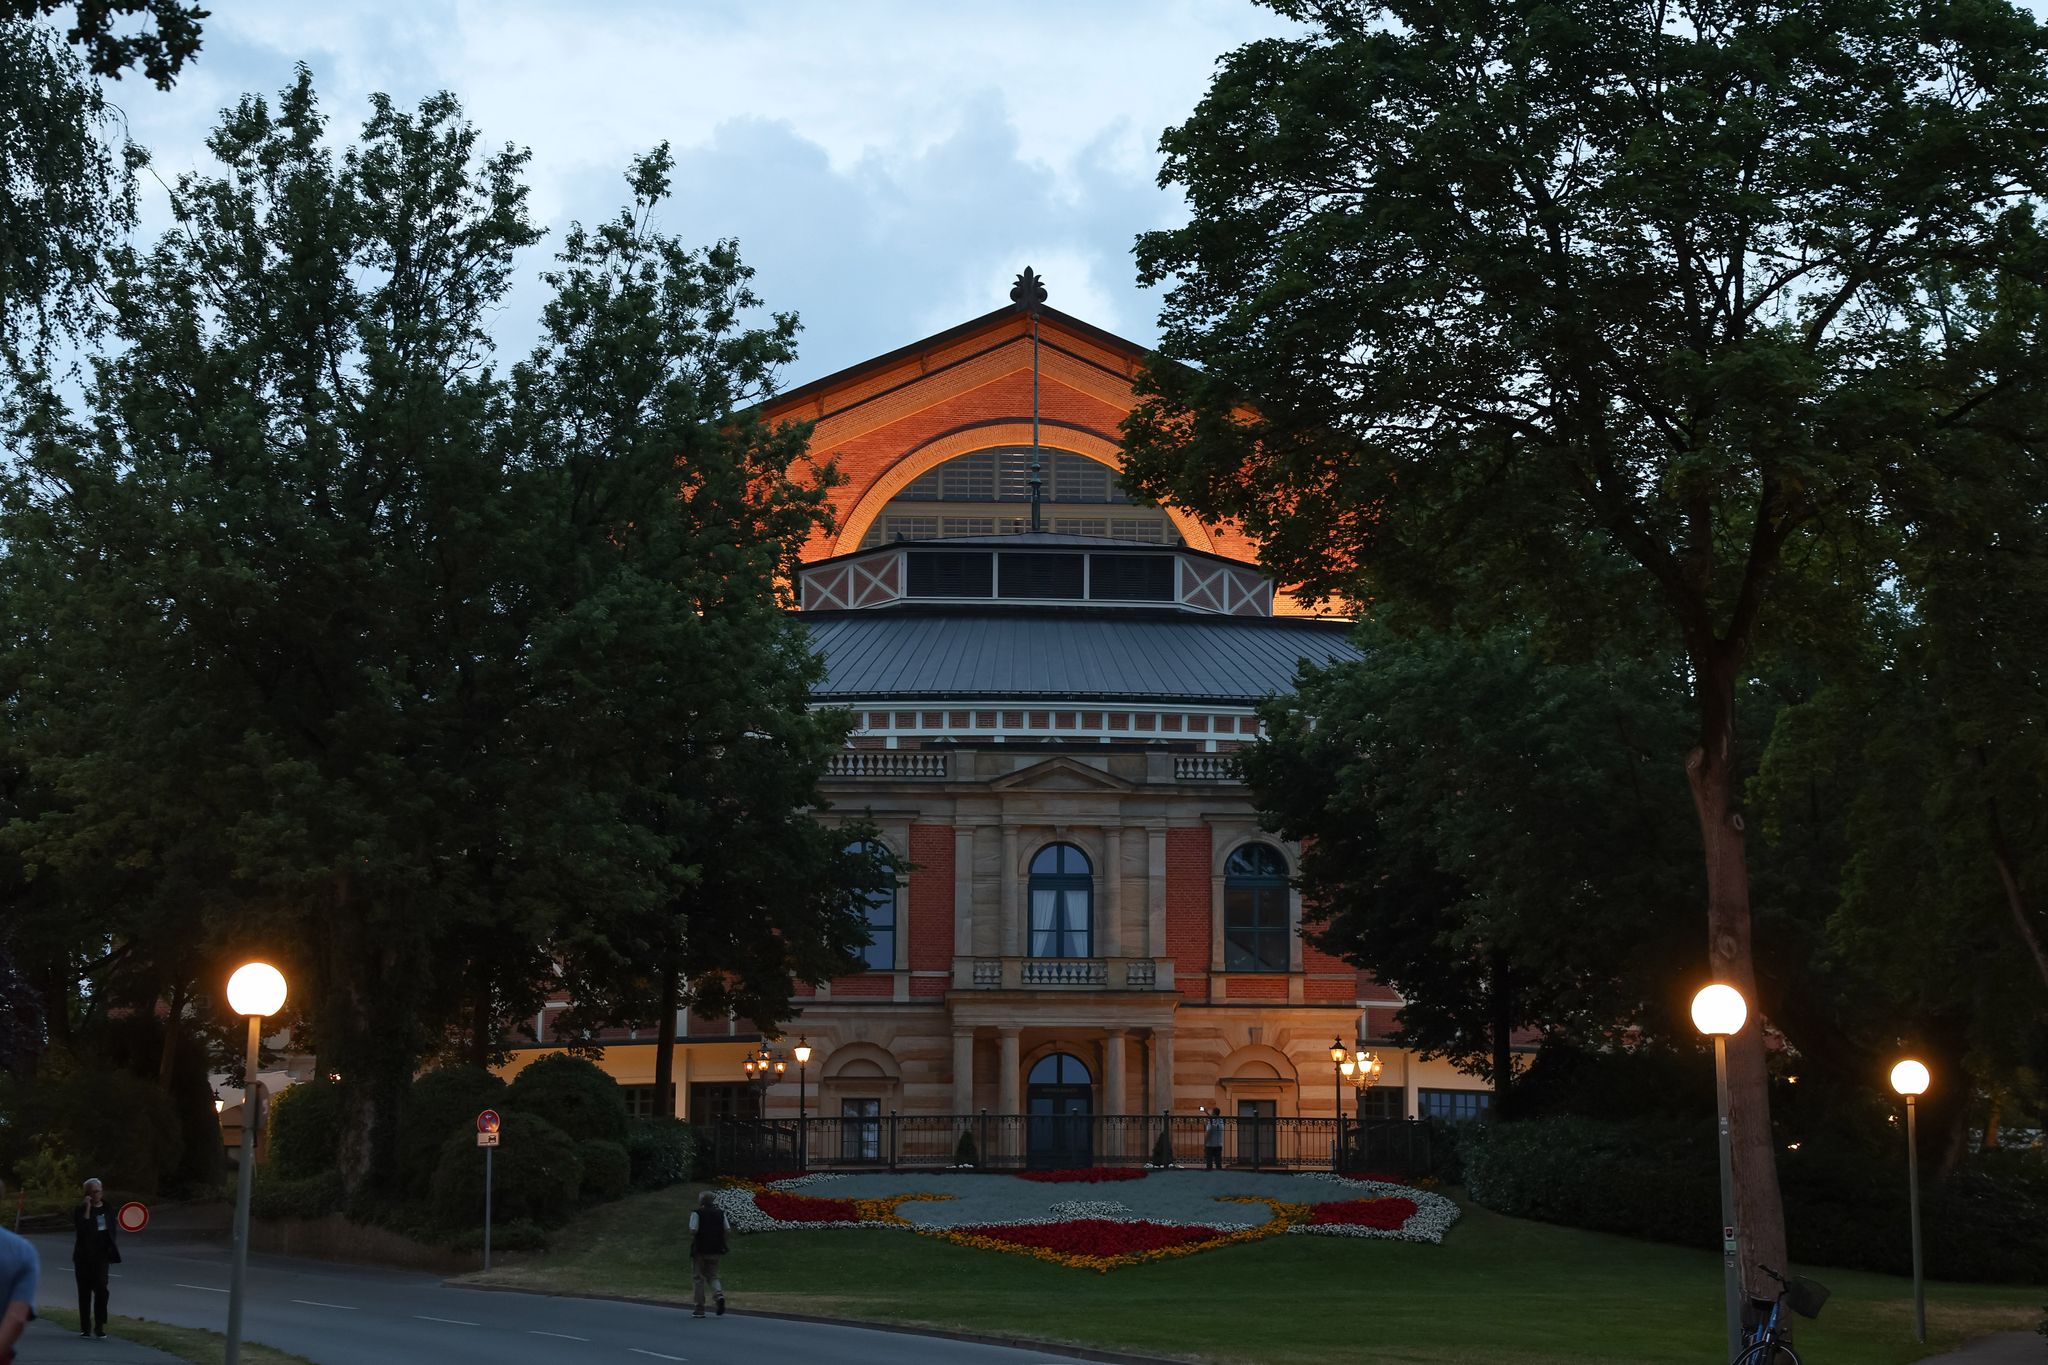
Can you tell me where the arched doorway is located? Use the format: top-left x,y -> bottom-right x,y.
1026,1052 -> 1093,1168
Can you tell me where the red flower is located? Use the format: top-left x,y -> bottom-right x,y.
1016,1167 -> 1149,1183
962,1219 -> 1222,1255
755,1190 -> 863,1222
1307,1197 -> 1419,1229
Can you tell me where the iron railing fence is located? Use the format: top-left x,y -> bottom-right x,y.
694,1113 -> 1436,1178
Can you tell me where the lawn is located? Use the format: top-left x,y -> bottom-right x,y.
463,1183 -> 2044,1364
39,1307 -> 314,1365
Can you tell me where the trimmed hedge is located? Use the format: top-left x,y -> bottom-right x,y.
251,1169 -> 345,1221
445,1217 -> 549,1254
1462,1117 -> 2048,1284
624,1119 -> 694,1190
428,1110 -> 581,1230
577,1139 -> 631,1204
267,1080 -> 346,1179
503,1054 -> 628,1144
400,1066 -> 507,1197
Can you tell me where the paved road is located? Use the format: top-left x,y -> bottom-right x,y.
26,1233 -> 1091,1365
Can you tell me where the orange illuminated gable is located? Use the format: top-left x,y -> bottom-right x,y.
762,304 -> 1267,570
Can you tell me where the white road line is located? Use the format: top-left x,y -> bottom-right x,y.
629,1351 -> 689,1362
413,1315 -> 480,1326
529,1330 -> 589,1341
289,1299 -> 358,1310
174,1283 -> 228,1293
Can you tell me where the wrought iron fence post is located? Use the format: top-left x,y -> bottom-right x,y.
888,1110 -> 899,1172
978,1108 -> 989,1170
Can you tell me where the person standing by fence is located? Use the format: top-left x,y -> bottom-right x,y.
71,1178 -> 119,1338
688,1190 -> 727,1319
1203,1108 -> 1225,1170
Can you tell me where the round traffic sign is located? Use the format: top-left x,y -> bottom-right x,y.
116,1201 -> 149,1233
477,1109 -> 501,1134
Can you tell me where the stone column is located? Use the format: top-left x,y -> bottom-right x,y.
952,1029 -> 976,1114
954,826 -> 976,954
998,1027 -> 1021,1116
1102,827 -> 1123,958
1105,1027 -> 1128,1115
1146,827 -> 1167,955
1402,1050 -> 1420,1120
1152,1027 -> 1176,1113
1002,825 -> 1023,957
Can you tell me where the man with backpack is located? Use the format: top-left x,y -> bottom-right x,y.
687,1190 -> 728,1319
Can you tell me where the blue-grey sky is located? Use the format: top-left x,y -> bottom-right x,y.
106,1 -> 1298,389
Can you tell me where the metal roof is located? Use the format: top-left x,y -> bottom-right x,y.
799,607 -> 1362,705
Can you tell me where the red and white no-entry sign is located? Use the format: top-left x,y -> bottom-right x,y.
116,1201 -> 149,1233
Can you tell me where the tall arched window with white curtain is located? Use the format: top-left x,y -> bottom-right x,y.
1028,843 -> 1093,958
846,840 -> 896,969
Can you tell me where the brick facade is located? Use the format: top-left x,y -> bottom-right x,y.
1164,825 -> 1213,999
906,824 -> 955,972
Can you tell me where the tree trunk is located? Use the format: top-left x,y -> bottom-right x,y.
1983,1103 -> 2000,1150
468,989 -> 493,1070
1982,790 -> 2048,991
1490,951 -> 1514,1120
653,962 -> 680,1118
156,983 -> 186,1089
1684,652 -> 1788,1292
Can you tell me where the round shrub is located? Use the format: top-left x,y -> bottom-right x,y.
429,1111 -> 582,1230
400,1066 -> 507,1197
251,1169 -> 345,1222
623,1119 -> 694,1190
266,1080 -> 346,1180
576,1139 -> 630,1204
503,1054 -> 628,1144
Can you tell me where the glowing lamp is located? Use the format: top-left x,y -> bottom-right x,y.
226,962 -> 287,1018
1330,1038 -> 1349,1063
794,1037 -> 812,1065
1689,984 -> 1747,1037
1890,1060 -> 1930,1097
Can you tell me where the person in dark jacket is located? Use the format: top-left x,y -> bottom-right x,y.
687,1190 -> 728,1318
72,1178 -> 120,1338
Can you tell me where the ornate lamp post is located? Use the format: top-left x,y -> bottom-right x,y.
1890,1059 -> 1931,1343
793,1037 -> 813,1171
1329,1039 -> 1350,1168
224,962 -> 287,1365
1691,983 -> 1748,1362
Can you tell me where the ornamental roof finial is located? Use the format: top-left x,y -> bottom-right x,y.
1009,266 -> 1047,310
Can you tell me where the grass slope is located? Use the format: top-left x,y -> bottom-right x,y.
40,1307 -> 314,1365
465,1184 -> 2042,1365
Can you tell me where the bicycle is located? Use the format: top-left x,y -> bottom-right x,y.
1733,1263 -> 1831,1365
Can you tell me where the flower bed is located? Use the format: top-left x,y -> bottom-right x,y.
711,1169 -> 1459,1267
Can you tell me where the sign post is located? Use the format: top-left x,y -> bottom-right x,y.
476,1110 -> 502,1270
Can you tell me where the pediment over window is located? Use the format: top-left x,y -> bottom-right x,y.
987,757 -> 1134,793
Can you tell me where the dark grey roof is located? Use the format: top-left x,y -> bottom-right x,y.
799,608 -> 1361,705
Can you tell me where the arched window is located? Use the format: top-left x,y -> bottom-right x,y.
1224,843 -> 1290,973
1029,843 -> 1093,958
1028,1052 -> 1093,1087
846,840 -> 896,970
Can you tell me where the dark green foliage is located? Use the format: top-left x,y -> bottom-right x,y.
504,1054 -> 628,1145
3,1065 -> 181,1194
1463,1117 -> 2048,1284
953,1130 -> 977,1167
400,1067 -> 506,1197
0,1 -> 203,84
575,1138 -> 630,1204
623,1119 -> 694,1190
250,1169 -> 345,1222
429,1111 -> 581,1230
266,1080 -> 346,1180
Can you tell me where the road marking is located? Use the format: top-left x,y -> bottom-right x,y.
630,1352 -> 688,1362
289,1299 -> 358,1310
529,1331 -> 589,1341
414,1315 -> 480,1326
175,1284 -> 228,1294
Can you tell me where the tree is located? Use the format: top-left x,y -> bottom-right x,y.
0,0 -> 204,355
1123,0 -> 2048,1279
1245,623 -> 1700,1108
1,78 -> 861,1194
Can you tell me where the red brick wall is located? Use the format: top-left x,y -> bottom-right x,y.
907,824 -> 955,972
829,975 -> 892,997
1227,976 -> 1287,1000
1302,939 -> 1350,974
1165,826 -> 1212,999
1306,978 -> 1355,1001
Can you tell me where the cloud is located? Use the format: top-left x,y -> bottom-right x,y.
99,1 -> 1298,385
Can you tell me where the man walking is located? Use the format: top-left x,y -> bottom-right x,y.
72,1177 -> 120,1338
687,1190 -> 727,1319
0,1215 -> 38,1365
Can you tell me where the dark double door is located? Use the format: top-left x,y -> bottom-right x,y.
1025,1052 -> 1094,1168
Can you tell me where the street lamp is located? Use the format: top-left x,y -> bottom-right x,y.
224,962 -> 287,1365
793,1037 -> 813,1171
1691,983 -> 1748,1363
1329,1039 -> 1349,1169
1890,1058 -> 1931,1343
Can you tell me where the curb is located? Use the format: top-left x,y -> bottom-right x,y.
451,1279 -> 1189,1364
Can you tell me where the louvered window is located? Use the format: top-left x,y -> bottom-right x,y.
996,553 -> 1083,599
906,551 -> 994,597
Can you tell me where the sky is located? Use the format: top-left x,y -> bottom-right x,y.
102,1 -> 1301,390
